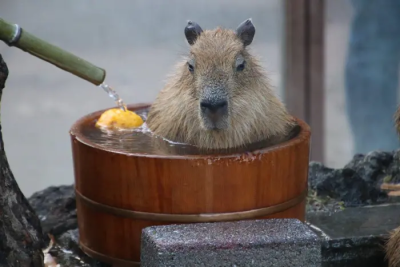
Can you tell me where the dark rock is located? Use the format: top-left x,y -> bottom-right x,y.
316,168 -> 386,206
308,161 -> 334,189
385,150 -> 400,184
308,163 -> 388,207
345,151 -> 393,170
28,186 -> 110,266
307,149 -> 400,208
28,185 -> 77,243
345,151 -> 393,185
46,229 -> 110,267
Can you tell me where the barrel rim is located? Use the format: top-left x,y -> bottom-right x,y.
69,103 -> 311,159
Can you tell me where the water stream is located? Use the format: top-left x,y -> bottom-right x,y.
98,82 -> 127,111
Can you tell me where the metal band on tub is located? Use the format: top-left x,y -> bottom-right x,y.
75,188 -> 307,222
79,243 -> 140,266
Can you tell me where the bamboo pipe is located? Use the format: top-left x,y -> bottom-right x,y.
0,17 -> 106,86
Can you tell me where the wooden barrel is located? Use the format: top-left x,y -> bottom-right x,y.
70,103 -> 311,266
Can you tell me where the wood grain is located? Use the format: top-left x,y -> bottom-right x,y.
70,103 -> 311,265
284,0 -> 325,162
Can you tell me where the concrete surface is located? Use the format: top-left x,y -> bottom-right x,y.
0,0 -> 354,197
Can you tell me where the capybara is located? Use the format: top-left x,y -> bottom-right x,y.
146,19 -> 295,150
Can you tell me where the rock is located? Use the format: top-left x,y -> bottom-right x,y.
308,161 -> 335,190
28,186 -> 110,266
318,168 -> 386,206
385,150 -> 400,184
46,229 -> 110,267
141,219 -> 321,267
308,151 -> 393,208
28,185 -> 77,243
345,151 -> 393,185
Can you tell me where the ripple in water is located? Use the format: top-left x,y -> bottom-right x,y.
77,107 -> 300,156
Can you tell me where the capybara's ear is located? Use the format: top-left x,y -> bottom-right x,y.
235,18 -> 255,46
184,21 -> 203,45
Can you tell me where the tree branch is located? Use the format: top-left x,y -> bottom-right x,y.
0,53 -> 45,267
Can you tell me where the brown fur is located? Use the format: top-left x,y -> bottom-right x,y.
387,225 -> 400,267
386,106 -> 400,267
395,107 -> 400,135
146,23 -> 295,150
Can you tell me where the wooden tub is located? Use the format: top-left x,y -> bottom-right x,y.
70,103 -> 311,266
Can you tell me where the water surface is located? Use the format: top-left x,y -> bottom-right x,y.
78,107 -> 301,156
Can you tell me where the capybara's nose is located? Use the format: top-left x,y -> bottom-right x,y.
200,100 -> 228,114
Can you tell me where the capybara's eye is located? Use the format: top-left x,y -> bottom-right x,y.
187,62 -> 194,73
236,61 -> 246,72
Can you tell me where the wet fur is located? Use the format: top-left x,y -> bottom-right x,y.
146,24 -> 295,150
386,107 -> 400,267
387,225 -> 400,267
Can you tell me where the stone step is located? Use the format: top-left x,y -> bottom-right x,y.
141,219 -> 321,267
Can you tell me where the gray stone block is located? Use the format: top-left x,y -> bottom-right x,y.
141,219 -> 321,267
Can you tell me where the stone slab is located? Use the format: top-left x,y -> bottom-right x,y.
307,203 -> 400,267
140,218 -> 321,267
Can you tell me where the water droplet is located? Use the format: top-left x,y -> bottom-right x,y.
99,82 -> 127,111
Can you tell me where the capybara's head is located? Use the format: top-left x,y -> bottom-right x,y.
183,19 -> 256,131
146,19 -> 295,150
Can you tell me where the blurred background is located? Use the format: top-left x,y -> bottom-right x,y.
0,0 -> 385,196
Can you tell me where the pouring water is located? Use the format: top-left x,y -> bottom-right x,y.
99,83 -> 127,111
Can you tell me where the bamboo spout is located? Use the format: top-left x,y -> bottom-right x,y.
0,17 -> 106,86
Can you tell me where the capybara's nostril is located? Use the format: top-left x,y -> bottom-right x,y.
200,100 -> 228,113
